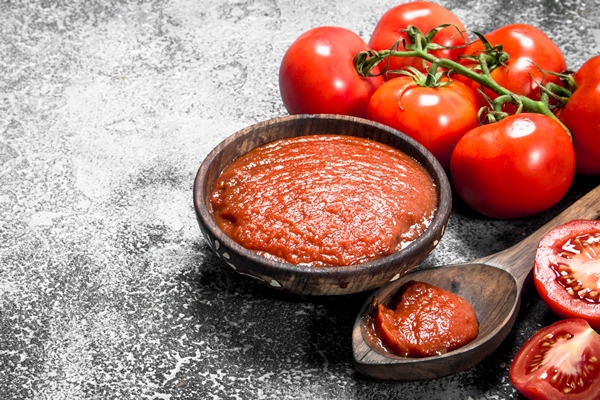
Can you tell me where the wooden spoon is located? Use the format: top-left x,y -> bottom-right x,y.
352,184 -> 600,380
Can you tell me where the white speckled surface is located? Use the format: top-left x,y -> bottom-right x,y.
2,0 -> 600,399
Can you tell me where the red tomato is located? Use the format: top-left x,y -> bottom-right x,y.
368,2 -> 467,77
534,219 -> 600,329
279,26 -> 383,118
510,318 -> 600,400
367,77 -> 479,170
557,55 -> 600,175
458,24 -> 566,109
450,113 -> 575,219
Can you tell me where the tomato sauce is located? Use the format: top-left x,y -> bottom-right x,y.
371,281 -> 479,357
210,134 -> 437,266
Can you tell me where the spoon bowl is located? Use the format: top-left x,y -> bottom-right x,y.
353,184 -> 600,380
354,264 -> 518,380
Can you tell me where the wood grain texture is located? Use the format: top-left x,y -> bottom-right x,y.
353,184 -> 600,380
193,114 -> 452,296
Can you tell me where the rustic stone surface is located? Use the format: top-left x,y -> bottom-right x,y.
1,0 -> 600,399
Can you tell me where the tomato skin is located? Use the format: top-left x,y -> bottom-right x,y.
510,318 -> 600,400
368,2 -> 467,77
557,55 -> 600,175
279,26 -> 384,119
367,77 -> 479,170
450,113 -> 575,219
534,220 -> 600,329
458,24 -> 566,109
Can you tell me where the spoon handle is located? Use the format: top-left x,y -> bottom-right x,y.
477,184 -> 600,286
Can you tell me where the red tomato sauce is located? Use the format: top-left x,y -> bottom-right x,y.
210,134 -> 437,266
372,281 -> 479,357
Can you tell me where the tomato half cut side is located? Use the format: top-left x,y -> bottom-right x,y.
534,219 -> 600,329
510,318 -> 600,400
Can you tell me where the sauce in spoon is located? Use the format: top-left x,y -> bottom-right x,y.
353,184 -> 600,380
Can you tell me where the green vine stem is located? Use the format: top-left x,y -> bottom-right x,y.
353,26 -> 569,132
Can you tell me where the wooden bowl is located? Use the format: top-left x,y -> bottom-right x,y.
193,114 -> 452,296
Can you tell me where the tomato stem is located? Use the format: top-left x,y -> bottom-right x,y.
538,82 -> 570,109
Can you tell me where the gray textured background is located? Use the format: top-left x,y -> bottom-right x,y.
2,0 -> 600,399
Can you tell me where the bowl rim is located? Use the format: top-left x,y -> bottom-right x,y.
193,114 -> 452,282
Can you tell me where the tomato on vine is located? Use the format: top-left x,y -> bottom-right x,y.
556,55 -> 600,176
368,1 -> 467,78
279,26 -> 383,118
450,113 -> 575,219
367,72 -> 479,170
457,24 -> 566,110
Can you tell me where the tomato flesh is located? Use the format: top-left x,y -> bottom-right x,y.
510,318 -> 600,400
534,220 -> 600,329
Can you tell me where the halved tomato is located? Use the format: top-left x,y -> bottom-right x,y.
534,220 -> 600,329
510,318 -> 600,400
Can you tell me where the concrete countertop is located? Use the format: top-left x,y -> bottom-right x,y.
2,0 -> 600,399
